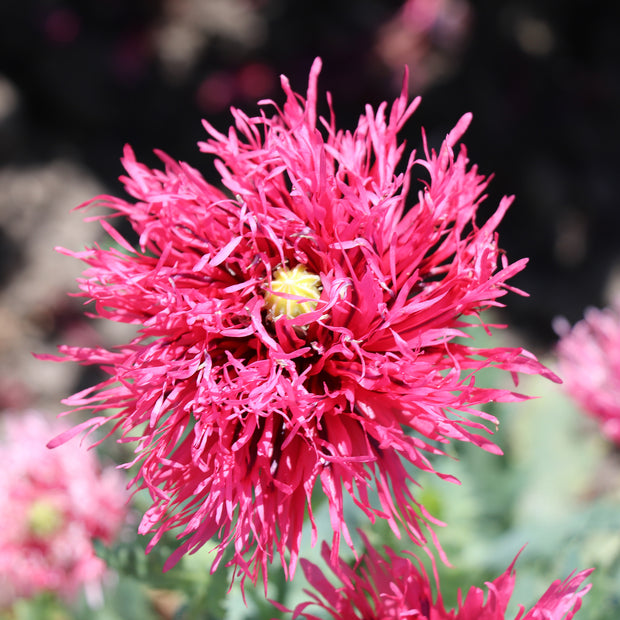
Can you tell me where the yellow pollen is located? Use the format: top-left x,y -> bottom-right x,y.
27,499 -> 64,539
264,264 -> 322,319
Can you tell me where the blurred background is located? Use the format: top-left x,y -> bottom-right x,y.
0,1 -> 620,618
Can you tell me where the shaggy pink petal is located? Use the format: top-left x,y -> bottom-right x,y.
555,298 -> 620,444
287,537 -> 591,620
515,569 -> 593,620
44,57 -> 558,587
0,412 -> 127,607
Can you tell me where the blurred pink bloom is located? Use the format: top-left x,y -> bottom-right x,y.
555,298 -> 620,444
196,63 -> 277,114
375,0 -> 472,93
196,70 -> 238,113
42,8 -> 81,46
43,58 -> 556,587
0,412 -> 127,607
236,62 -> 276,100
286,536 -> 592,619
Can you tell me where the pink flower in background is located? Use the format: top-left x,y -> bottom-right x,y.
0,412 -> 127,607
374,0 -> 472,93
555,298 -> 620,444
286,535 -> 592,619
43,57 -> 557,587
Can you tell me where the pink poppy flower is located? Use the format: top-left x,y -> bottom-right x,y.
286,536 -> 592,619
42,58 -> 557,587
0,412 -> 127,607
555,298 -> 620,444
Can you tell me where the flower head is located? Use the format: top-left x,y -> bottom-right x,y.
44,58 -> 557,587
287,535 -> 592,620
0,412 -> 127,607
555,298 -> 620,444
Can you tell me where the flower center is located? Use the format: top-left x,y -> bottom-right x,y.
264,264 -> 322,319
27,499 -> 64,539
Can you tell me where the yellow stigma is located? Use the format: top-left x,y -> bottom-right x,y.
27,499 -> 64,539
264,264 -> 322,319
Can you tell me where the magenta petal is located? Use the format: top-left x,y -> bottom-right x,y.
290,538 -> 591,620
47,57 -> 557,587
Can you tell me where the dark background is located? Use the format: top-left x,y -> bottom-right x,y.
0,0 -> 618,409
